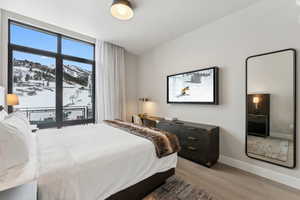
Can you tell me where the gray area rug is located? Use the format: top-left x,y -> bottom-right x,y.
144,176 -> 218,200
247,135 -> 289,162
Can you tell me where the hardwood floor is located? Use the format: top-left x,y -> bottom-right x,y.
176,157 -> 300,200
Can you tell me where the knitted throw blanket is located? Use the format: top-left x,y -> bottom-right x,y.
104,120 -> 181,158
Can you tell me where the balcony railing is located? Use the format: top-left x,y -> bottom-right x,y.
16,106 -> 93,125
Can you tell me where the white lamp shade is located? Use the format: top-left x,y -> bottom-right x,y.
7,94 -> 19,106
0,87 -> 5,106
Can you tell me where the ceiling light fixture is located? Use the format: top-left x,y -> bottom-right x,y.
111,0 -> 134,20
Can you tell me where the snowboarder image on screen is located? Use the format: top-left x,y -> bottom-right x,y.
177,86 -> 190,98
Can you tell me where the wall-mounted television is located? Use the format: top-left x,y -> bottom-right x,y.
167,67 -> 219,104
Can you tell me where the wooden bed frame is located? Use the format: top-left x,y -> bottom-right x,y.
107,168 -> 175,200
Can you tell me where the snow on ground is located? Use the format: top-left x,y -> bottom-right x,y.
15,83 -> 92,122
13,61 -> 92,121
15,83 -> 91,108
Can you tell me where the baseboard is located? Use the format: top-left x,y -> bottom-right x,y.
219,155 -> 300,190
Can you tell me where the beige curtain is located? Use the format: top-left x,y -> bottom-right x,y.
95,40 -> 126,122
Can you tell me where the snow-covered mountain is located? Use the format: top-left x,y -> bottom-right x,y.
12,59 -> 93,124
13,58 -> 91,87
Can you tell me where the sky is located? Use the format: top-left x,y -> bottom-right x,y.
11,23 -> 94,71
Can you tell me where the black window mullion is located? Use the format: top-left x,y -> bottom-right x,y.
92,62 -> 96,123
56,35 -> 63,128
8,20 -> 96,129
92,45 -> 96,123
60,56 -> 95,125
7,45 -> 13,113
9,44 -> 57,58
61,54 -> 94,64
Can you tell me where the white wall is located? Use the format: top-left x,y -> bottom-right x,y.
125,52 -> 138,122
0,9 -> 139,120
137,0 -> 300,188
0,10 -> 95,88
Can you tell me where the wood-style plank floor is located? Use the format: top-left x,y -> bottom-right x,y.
175,157 -> 300,200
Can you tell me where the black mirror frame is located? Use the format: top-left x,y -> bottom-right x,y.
245,48 -> 297,169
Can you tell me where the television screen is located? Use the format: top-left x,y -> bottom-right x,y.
167,67 -> 218,104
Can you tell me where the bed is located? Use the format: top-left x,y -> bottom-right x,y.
0,122 -> 177,200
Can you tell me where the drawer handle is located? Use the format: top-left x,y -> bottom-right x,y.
187,136 -> 198,141
187,128 -> 198,131
186,146 -> 197,151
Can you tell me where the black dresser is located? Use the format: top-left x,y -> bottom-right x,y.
140,116 -> 220,167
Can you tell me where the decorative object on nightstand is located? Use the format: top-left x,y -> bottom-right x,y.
164,116 -> 178,121
132,114 -> 143,125
138,114 -> 164,128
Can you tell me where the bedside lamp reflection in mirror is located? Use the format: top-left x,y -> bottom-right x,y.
253,96 -> 260,109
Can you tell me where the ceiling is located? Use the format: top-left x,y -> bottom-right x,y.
1,0 -> 261,54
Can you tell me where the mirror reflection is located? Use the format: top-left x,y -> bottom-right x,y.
246,49 -> 296,168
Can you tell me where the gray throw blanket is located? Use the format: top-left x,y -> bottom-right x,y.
104,120 -> 181,158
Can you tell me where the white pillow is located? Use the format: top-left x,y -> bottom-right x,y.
5,112 -> 31,134
6,111 -> 30,125
0,120 -> 29,176
0,110 -> 8,121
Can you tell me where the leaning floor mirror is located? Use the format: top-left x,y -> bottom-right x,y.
246,49 -> 296,168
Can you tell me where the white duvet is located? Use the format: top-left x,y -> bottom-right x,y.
37,123 -> 177,200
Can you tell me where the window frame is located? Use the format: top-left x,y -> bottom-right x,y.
8,20 -> 96,129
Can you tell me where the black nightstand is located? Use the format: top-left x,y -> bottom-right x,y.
157,120 -> 219,167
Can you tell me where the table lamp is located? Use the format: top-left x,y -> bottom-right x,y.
138,97 -> 149,116
7,94 -> 19,111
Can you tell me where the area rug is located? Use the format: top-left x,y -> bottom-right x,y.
144,176 -> 218,200
247,135 -> 289,162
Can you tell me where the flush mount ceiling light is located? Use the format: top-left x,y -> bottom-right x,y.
111,0 -> 134,20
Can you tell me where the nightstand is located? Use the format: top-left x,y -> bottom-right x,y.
0,181 -> 37,200
157,120 -> 219,167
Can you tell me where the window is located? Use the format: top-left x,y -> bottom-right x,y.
62,37 -> 94,60
10,23 -> 57,52
12,51 -> 57,125
63,60 -> 93,121
8,20 -> 95,128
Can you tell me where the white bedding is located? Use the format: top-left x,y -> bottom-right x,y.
0,133 -> 38,192
37,123 -> 177,200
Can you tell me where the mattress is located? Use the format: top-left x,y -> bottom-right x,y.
37,123 -> 177,200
